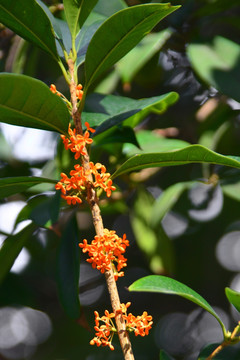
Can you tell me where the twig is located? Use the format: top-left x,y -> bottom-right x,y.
67,60 -> 135,360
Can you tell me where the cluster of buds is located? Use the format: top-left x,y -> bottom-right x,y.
79,229 -> 129,280
90,303 -> 153,350
50,83 -> 83,100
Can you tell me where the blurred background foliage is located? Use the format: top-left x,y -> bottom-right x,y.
0,0 -> 240,359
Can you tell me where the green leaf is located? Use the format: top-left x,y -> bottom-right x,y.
187,36 -> 240,102
63,0 -> 99,39
93,0 -> 127,17
15,193 -> 60,228
150,181 -> 195,227
0,74 -> 69,134
112,145 -> 240,179
0,176 -> 57,199
0,223 -> 37,284
94,126 -> 140,147
159,350 -> 174,360
76,20 -> 103,68
117,29 -> 172,83
82,92 -> 179,135
56,216 -> 81,319
131,190 -> 175,274
129,275 -> 226,335
225,287 -> 240,313
84,3 -> 180,90
0,0 -> 59,61
123,130 -> 189,157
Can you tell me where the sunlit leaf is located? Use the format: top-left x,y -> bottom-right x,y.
123,130 -> 189,157
0,0 -> 59,60
112,145 -> 240,179
225,287 -> 240,313
63,0 -> 99,39
0,176 -> 57,199
0,223 -> 37,284
84,4 -> 180,91
0,74 -> 69,134
129,275 -> 226,335
187,36 -> 240,102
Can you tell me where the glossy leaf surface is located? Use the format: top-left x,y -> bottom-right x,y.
0,74 -> 69,134
63,0 -> 98,38
0,176 -> 57,199
83,92 -> 178,135
187,36 -> 240,102
84,4 -> 180,90
112,145 -> 240,179
129,275 -> 226,334
56,217 -> 81,319
0,0 -> 59,60
0,223 -> 36,284
225,287 -> 240,313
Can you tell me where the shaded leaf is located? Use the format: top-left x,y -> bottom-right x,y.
150,181 -> 195,228
129,275 -> 226,335
225,287 -> 240,313
159,350 -> 174,360
84,4 -> 180,90
117,29 -> 173,83
63,0 -> 99,39
56,216 -> 81,319
131,190 -> 175,274
187,36 -> 240,102
94,126 -> 140,147
0,223 -> 37,284
0,74 -> 69,134
0,0 -> 59,60
112,145 -> 240,179
15,193 -> 60,228
0,176 -> 57,199
198,343 -> 240,360
82,92 -> 179,135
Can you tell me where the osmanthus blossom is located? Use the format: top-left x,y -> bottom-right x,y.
90,303 -> 153,350
79,229 -> 129,280
53,83 -> 153,352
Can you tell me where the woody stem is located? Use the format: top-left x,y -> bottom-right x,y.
67,61 -> 135,360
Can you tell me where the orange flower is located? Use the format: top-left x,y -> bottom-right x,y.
90,310 -> 116,350
60,122 -> 95,160
90,304 -> 153,351
123,311 -> 153,337
79,229 -> 129,279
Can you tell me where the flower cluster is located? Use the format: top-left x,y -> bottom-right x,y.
55,162 -> 116,205
79,229 -> 129,280
90,310 -> 116,350
90,303 -> 153,350
61,122 -> 95,159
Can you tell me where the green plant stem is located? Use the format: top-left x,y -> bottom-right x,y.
67,59 -> 135,360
